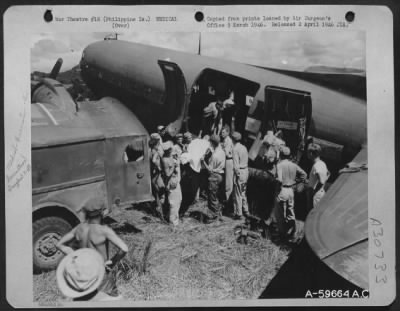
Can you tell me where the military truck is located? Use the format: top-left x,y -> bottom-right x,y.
31,78 -> 152,272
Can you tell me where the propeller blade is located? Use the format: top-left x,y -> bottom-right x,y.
49,58 -> 63,79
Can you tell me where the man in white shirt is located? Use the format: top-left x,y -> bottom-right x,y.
180,136 -> 210,211
307,143 -> 330,210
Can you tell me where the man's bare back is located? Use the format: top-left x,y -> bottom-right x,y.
74,223 -> 111,261
57,221 -> 128,263
56,197 -> 128,298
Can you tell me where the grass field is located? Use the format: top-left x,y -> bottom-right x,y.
33,200 -> 295,302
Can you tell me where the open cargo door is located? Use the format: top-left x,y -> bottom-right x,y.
264,86 -> 312,161
158,60 -> 187,136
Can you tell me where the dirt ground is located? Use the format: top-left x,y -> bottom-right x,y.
33,199 -> 298,302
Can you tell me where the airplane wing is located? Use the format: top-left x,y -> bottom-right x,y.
304,146 -> 368,289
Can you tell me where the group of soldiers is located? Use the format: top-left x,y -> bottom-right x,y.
149,121 -> 330,243
53,95 -> 330,301
149,123 -> 251,226
254,131 -> 330,242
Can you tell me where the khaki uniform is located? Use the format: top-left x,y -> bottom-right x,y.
233,142 -> 249,216
150,146 -> 163,177
207,146 -> 226,216
160,156 -> 182,226
173,144 -> 183,157
221,136 -> 234,201
271,159 -> 307,239
150,146 -> 164,214
171,144 -> 182,181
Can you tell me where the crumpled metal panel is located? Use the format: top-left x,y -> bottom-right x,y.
305,146 -> 368,289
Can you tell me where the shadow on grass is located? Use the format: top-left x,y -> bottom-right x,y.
260,239 -> 363,299
103,215 -> 143,234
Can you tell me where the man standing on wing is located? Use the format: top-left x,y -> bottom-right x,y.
232,131 -> 250,220
307,143 -> 330,211
57,197 -> 128,298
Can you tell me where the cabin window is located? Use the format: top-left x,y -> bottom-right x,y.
123,141 -> 144,163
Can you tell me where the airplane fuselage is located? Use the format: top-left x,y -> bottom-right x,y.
78,39 -> 369,290
80,40 -> 366,164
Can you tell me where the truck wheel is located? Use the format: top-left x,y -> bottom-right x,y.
33,216 -> 72,273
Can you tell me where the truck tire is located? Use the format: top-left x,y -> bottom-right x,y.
33,216 -> 72,273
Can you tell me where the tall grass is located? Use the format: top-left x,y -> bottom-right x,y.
34,206 -> 292,302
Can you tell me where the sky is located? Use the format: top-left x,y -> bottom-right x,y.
31,31 -> 365,73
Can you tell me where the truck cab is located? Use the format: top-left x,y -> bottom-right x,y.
32,80 -> 152,272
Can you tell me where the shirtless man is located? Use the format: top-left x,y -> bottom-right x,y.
57,197 -> 128,297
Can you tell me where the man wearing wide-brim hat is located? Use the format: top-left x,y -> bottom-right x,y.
57,196 -> 128,297
57,248 -> 121,301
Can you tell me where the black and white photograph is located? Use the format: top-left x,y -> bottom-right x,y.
30,29 -> 369,302
4,5 -> 395,307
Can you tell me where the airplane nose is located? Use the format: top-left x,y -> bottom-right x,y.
79,53 -> 88,70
